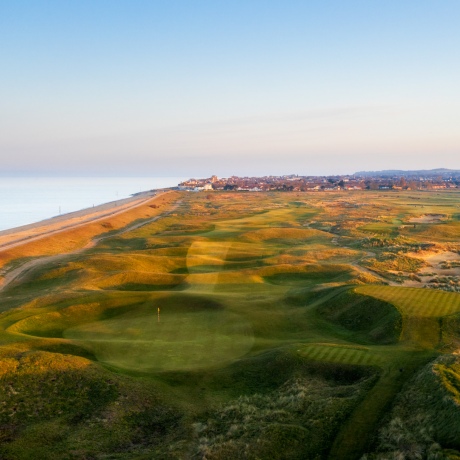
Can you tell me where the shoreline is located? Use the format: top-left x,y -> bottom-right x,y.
0,188 -> 171,251
0,189 -> 181,291
0,176 -> 187,234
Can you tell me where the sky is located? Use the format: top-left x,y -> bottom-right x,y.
1,0 -> 459,177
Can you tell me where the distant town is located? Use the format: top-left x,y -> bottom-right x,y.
178,169 -> 460,192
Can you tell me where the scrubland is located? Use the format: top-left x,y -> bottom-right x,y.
1,190 -> 460,459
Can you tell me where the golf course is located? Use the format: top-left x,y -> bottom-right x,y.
1,189 -> 460,459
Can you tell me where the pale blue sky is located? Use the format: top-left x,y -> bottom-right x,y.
1,0 -> 459,176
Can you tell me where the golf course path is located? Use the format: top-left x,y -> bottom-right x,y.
348,250 -> 399,286
0,197 -> 182,293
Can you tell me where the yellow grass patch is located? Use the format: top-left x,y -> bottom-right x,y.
242,227 -> 333,242
73,253 -> 185,275
95,272 -> 186,290
186,241 -> 232,268
186,271 -> 263,285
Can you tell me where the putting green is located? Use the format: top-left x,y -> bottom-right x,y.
64,309 -> 254,372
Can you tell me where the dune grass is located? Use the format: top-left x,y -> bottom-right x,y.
0,191 -> 180,271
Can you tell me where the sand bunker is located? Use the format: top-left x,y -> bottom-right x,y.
409,214 -> 447,224
399,251 -> 460,289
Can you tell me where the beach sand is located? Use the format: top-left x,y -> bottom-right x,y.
0,189 -> 181,292
0,189 -> 160,252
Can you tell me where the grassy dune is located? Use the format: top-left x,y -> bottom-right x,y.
1,190 -> 460,459
0,191 -> 180,271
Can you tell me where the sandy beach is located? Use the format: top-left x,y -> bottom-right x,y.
0,188 -> 181,292
0,189 -> 166,252
0,189 -> 182,293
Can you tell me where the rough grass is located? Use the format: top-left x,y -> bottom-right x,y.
364,355 -> 460,459
0,350 -> 184,459
363,252 -> 428,273
242,227 -> 333,244
0,351 -> 117,424
261,263 -> 355,286
192,374 -> 369,460
0,191 -> 180,271
7,293 -> 150,337
97,272 -> 187,290
407,221 -> 460,242
316,289 -> 402,344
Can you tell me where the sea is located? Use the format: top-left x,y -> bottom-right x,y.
0,176 -> 187,232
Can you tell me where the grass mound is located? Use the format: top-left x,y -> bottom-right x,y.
188,349 -> 376,460
77,253 -> 187,274
97,272 -> 187,291
197,348 -> 376,398
317,289 -> 402,344
7,293 -> 150,338
299,343 -> 385,367
364,355 -> 460,458
153,293 -> 224,313
193,376 -> 366,460
242,227 -> 333,244
0,350 -> 184,459
223,243 -> 275,262
262,263 -> 354,286
0,351 -> 117,425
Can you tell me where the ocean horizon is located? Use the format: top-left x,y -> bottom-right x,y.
0,176 -> 186,232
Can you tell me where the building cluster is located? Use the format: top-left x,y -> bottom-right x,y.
178,172 -> 460,192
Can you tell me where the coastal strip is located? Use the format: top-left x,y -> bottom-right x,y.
0,189 -> 163,250
0,189 -> 181,285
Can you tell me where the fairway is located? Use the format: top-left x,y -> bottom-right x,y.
356,285 -> 460,317
298,343 -> 385,366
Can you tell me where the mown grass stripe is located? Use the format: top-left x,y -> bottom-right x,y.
353,351 -> 368,365
355,286 -> 460,318
320,347 -> 338,362
332,347 -> 350,363
312,346 -> 333,361
345,350 -> 363,365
